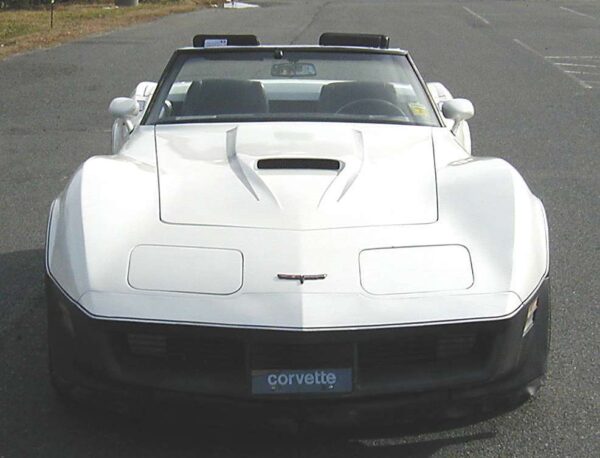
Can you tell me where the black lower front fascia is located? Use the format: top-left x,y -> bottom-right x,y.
46,274 -> 550,418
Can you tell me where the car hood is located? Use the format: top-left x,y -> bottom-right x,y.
155,122 -> 437,230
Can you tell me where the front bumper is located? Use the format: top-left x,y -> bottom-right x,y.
46,275 -> 550,420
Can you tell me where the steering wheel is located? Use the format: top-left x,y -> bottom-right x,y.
336,98 -> 408,118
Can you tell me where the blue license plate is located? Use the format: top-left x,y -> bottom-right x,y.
251,368 -> 352,395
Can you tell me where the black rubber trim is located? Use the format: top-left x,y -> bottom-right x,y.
257,158 -> 340,170
193,34 -> 259,47
319,33 -> 390,49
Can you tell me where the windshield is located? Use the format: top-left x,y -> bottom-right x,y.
144,49 -> 440,127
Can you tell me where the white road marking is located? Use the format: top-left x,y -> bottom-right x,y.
560,6 -> 598,20
563,70 -> 600,76
513,39 -> 544,57
513,39 -> 593,89
462,6 -> 490,25
546,56 -> 600,59
224,1 -> 259,8
555,63 -> 599,68
213,1 -> 259,8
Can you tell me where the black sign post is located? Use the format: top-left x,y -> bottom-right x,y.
50,0 -> 55,29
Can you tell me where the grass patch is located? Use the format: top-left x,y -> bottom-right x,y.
0,0 -> 214,60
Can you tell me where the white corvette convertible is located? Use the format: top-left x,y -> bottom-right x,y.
46,33 -> 550,420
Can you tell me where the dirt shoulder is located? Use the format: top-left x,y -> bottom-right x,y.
0,1 -> 214,60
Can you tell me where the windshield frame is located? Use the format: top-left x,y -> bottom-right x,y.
141,46 -> 444,127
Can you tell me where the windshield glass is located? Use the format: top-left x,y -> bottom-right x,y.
144,49 -> 440,127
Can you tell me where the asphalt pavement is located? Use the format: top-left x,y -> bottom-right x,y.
0,0 -> 599,456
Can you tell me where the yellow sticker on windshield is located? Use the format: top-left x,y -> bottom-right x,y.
409,102 -> 428,117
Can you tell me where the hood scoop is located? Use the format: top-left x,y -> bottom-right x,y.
155,123 -> 438,230
257,158 -> 341,171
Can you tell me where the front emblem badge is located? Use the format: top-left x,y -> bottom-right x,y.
277,273 -> 327,285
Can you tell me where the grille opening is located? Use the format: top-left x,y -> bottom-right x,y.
257,158 -> 341,171
251,343 -> 353,370
112,323 -> 497,394
127,333 -> 167,357
120,332 -> 245,371
358,332 -> 485,371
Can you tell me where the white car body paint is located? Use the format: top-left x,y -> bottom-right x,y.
47,118 -> 548,330
155,123 -> 437,229
359,245 -> 474,295
427,81 -> 471,153
128,245 -> 244,295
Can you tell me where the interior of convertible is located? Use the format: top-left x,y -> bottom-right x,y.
145,50 -> 439,126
